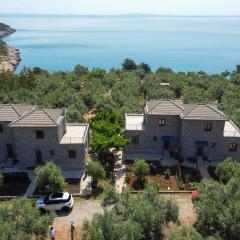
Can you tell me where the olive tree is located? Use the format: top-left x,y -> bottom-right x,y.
0,198 -> 55,240
34,161 -> 66,194
215,157 -> 240,183
133,159 -> 150,182
85,161 -> 106,189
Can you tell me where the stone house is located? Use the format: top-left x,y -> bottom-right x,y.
0,104 -> 89,170
124,100 -> 240,164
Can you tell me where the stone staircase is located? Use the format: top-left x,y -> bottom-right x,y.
24,171 -> 36,197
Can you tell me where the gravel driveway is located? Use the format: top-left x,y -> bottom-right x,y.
52,199 -> 103,240
50,194 -> 195,239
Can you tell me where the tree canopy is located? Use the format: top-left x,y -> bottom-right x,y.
34,161 -> 66,194
194,177 -> 240,239
85,161 -> 106,189
0,198 -> 55,240
89,109 -> 129,157
83,186 -> 179,240
215,157 -> 240,183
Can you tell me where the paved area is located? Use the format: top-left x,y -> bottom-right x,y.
80,174 -> 92,196
52,199 -> 103,240
24,171 -> 36,197
162,193 -> 196,225
114,150 -> 126,193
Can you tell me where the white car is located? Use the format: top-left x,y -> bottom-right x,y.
36,192 -> 74,212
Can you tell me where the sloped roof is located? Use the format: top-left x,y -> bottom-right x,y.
9,108 -> 62,127
183,104 -> 228,120
0,104 -> 35,122
145,100 -> 184,115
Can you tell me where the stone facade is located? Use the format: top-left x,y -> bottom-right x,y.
124,100 -> 240,164
0,104 -> 89,171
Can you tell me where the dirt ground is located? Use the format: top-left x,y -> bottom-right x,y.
50,194 -> 195,239
52,199 -> 103,240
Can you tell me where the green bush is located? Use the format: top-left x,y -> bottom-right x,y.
133,159 -> 150,181
170,226 -> 203,240
0,198 -> 55,240
145,181 -> 160,191
86,161 -> 106,189
164,168 -> 171,179
34,161 -> 66,194
215,157 -> 240,183
102,184 -> 119,207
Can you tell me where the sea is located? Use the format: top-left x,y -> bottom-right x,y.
1,14 -> 240,73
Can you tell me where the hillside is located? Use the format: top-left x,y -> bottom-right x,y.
0,23 -> 16,38
0,23 -> 20,72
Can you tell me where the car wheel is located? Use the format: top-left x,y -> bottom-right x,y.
39,208 -> 46,214
62,206 -> 70,212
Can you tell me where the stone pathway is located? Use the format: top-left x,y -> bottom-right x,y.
114,150 -> 126,194
198,165 -> 211,179
24,171 -> 36,197
80,174 -> 92,196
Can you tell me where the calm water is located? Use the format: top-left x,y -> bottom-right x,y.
1,15 -> 240,73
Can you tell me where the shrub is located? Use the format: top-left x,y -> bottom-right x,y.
145,181 -> 160,191
34,161 -> 66,194
178,180 -> 185,190
86,161 -> 106,189
0,198 -> 55,240
102,184 -> 119,206
164,168 -> 171,179
215,157 -> 240,183
125,175 -> 131,184
133,159 -> 150,182
170,226 -> 203,240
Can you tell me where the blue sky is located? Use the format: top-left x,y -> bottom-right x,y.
1,0 -> 240,15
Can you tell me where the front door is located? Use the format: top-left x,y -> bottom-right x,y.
35,150 -> 43,165
163,140 -> 170,150
6,143 -> 14,158
196,147 -> 203,156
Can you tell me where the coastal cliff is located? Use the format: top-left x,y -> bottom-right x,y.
0,23 -> 21,73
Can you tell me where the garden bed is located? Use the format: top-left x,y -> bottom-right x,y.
0,172 -> 30,196
126,163 -> 202,191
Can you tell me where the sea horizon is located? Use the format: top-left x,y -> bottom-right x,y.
1,14 -> 240,73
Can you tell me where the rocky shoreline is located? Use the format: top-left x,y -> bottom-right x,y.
0,24 -> 21,73
0,45 -> 21,73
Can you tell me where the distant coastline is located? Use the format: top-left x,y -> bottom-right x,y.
0,23 -> 21,73
1,13 -> 240,18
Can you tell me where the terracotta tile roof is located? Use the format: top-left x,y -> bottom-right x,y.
9,107 -> 62,127
145,100 -> 184,115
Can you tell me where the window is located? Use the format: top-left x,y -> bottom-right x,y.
132,136 -> 139,144
68,150 -> 76,158
50,150 -> 54,156
153,136 -> 158,142
0,125 -> 3,133
211,142 -> 216,148
204,123 -> 212,132
229,143 -> 237,152
158,118 -> 166,126
36,130 -> 44,139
